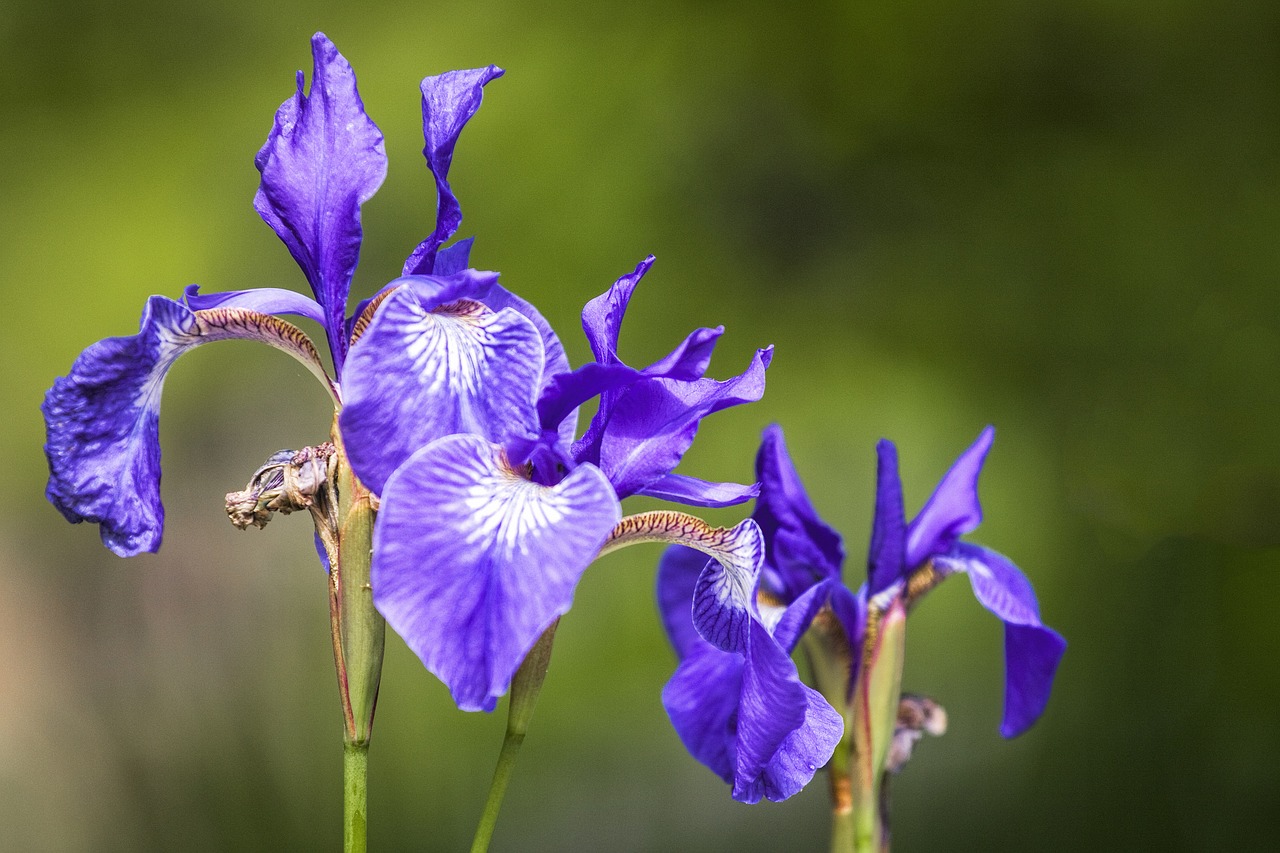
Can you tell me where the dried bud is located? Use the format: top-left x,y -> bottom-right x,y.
226,443 -> 336,530
885,693 -> 947,775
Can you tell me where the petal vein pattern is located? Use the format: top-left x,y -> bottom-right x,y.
371,435 -> 620,712
340,290 -> 544,495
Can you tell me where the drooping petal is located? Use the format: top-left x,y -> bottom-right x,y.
752,424 -> 845,598
733,619 -> 842,803
339,288 -> 544,495
586,346 -> 774,499
183,285 -> 325,326
692,535 -> 760,653
43,297 -> 332,557
1001,622 -> 1067,737
867,439 -> 907,597
403,66 -> 505,276
482,284 -> 574,440
904,426 -> 994,568
662,646 -> 742,784
657,544 -> 712,661
254,33 -> 387,370
933,541 -> 1066,737
371,434 -> 620,712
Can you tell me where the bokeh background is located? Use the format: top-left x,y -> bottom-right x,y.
3,1 -> 1278,850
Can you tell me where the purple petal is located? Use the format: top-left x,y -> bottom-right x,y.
662,646 -> 742,784
183,285 -> 325,326
867,439 -> 907,596
433,236 -> 474,276
657,544 -> 712,661
770,578 -> 837,653
1001,623 -> 1067,737
371,434 -> 620,711
403,66 -> 505,276
581,256 -> 653,364
254,33 -> 386,370
692,533 -> 761,653
637,473 -> 759,508
43,297 -> 331,557
934,541 -> 1065,737
482,285 -> 573,405
339,289 -> 544,496
587,347 -> 774,499
752,425 -> 845,599
904,426 -> 994,568
394,269 -> 500,311
536,361 -> 642,440
733,619 -> 841,803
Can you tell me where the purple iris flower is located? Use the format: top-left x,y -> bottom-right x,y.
657,424 -> 1065,800
342,253 -> 774,713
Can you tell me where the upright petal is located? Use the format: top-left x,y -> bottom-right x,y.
580,256 -> 653,364
933,541 -> 1066,737
588,347 -> 774,500
753,424 -> 845,599
339,288 -> 544,496
867,440 -> 907,596
371,434 -> 620,711
43,297 -> 332,556
254,33 -> 387,370
904,426 -> 994,568
403,66 -> 505,276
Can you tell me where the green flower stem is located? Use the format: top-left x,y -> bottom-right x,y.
471,621 -> 559,853
344,741 -> 370,853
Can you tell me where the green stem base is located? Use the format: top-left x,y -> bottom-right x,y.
344,741 -> 369,853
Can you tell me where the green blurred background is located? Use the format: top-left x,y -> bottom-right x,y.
3,0 -> 1278,849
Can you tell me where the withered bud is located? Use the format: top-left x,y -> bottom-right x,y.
885,693 -> 948,775
226,443 -> 336,530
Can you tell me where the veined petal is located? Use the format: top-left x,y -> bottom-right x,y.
371,434 -> 620,712
692,537 -> 760,653
933,541 -> 1066,737
254,33 -> 386,370
43,297 -> 332,557
753,424 -> 845,598
601,512 -> 764,591
905,426 -> 994,568
339,288 -> 544,496
733,619 -> 841,803
867,439 -> 907,596
403,66 -> 505,276
183,285 -> 326,326
588,346 -> 774,499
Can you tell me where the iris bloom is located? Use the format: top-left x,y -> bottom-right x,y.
657,423 -> 1065,813
44,32 -> 773,724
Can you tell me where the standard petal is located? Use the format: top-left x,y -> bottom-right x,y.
403,66 -> 505,276
867,439 -> 907,597
254,33 -> 386,369
339,289 -> 544,495
43,297 -> 332,556
581,256 -> 653,364
733,619 -> 841,803
904,426 -> 994,568
662,646 -> 742,784
588,346 -> 774,499
752,424 -> 845,598
371,435 -> 620,711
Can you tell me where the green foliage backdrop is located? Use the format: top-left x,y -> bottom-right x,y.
3,1 -> 1277,849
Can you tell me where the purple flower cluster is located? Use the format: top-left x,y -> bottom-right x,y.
656,424 -> 1066,801
43,34 -> 769,713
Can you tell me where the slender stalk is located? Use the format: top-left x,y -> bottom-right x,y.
344,741 -> 370,853
470,622 -> 558,853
